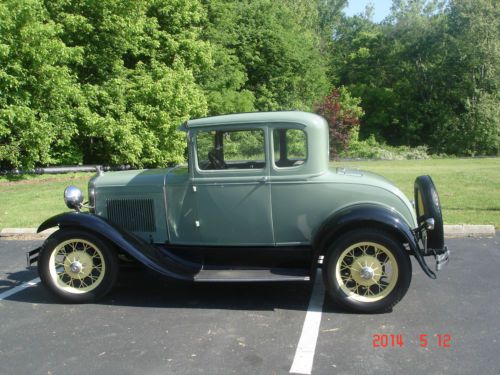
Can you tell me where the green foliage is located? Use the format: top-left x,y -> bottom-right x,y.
283,129 -> 307,159
45,0 -> 210,167
201,0 -> 330,114
331,0 -> 499,156
2,0 -> 497,168
0,0 -> 84,169
223,130 -> 265,160
436,0 -> 499,155
1,0 -> 210,169
343,135 -> 430,160
1,0 -> 333,169
316,87 -> 364,159
200,0 -> 256,115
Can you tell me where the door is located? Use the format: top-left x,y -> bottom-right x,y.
192,127 -> 274,246
269,126 -> 314,245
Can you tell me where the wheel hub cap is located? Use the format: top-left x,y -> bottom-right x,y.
360,266 -> 374,280
336,242 -> 399,302
350,255 -> 383,286
63,251 -> 93,278
70,261 -> 83,273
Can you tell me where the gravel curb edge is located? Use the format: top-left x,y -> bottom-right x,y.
0,225 -> 496,239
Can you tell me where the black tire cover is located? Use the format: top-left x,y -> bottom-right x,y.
414,175 -> 444,250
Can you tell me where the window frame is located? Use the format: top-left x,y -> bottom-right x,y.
271,126 -> 308,171
193,126 -> 269,175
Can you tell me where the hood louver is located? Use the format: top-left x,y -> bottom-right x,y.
106,199 -> 156,232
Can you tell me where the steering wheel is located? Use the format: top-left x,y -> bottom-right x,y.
208,150 -> 226,169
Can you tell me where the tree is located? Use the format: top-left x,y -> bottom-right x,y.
329,0 -> 498,156
201,0 -> 330,113
0,0 -> 84,169
1,0 -> 216,169
316,87 -> 364,159
199,0 -> 256,115
44,0 -> 211,167
436,0 -> 499,155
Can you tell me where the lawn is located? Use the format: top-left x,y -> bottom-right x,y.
0,158 -> 499,229
336,158 -> 500,228
0,172 -> 94,229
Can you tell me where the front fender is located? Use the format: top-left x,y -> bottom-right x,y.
38,212 -> 196,280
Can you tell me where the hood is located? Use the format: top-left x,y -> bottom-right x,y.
93,168 -> 168,188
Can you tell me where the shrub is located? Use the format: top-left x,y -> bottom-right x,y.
342,135 -> 430,160
316,87 -> 364,159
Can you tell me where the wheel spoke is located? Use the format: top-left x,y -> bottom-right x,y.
336,241 -> 400,302
80,278 -> 88,288
50,238 -> 107,293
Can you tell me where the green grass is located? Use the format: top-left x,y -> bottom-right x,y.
0,173 -> 94,229
335,158 -> 500,228
0,158 -> 499,229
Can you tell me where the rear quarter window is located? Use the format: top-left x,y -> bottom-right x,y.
273,128 -> 307,168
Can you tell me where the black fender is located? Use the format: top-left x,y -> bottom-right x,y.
38,212 -> 198,280
312,204 -> 423,275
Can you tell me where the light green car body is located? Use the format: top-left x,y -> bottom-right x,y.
90,111 -> 417,246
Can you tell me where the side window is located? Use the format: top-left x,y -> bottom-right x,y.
273,129 -> 307,168
196,129 -> 266,170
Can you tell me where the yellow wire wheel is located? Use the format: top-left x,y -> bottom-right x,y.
323,229 -> 412,313
335,242 -> 398,303
48,239 -> 106,294
39,229 -> 118,303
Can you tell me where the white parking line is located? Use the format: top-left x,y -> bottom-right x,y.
0,277 -> 41,301
290,269 -> 325,374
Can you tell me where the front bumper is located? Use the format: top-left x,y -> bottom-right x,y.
26,247 -> 40,270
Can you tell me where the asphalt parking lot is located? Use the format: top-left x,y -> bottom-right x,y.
1,235 -> 499,375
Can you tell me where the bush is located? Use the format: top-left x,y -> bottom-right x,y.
342,135 -> 430,160
316,87 -> 364,159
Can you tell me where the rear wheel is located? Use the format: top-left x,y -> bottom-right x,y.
323,229 -> 411,313
38,229 -> 118,303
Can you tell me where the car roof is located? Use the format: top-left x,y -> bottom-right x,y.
180,111 -> 327,131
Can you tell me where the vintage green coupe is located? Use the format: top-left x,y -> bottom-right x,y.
28,111 -> 449,313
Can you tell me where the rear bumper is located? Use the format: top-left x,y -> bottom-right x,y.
435,246 -> 450,271
412,225 -> 449,278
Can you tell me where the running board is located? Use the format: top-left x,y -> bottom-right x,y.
194,267 -> 310,282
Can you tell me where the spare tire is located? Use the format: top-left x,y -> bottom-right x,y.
414,175 -> 444,250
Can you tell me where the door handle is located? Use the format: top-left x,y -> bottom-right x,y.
258,176 -> 269,183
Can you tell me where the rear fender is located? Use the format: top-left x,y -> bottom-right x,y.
38,212 -> 197,280
312,204 -> 421,274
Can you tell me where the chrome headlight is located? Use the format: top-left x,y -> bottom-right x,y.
88,176 -> 97,213
64,185 -> 84,210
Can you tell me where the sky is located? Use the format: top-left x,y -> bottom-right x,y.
344,0 -> 393,23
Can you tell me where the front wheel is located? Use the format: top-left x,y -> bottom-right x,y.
323,229 -> 412,313
38,229 -> 118,303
